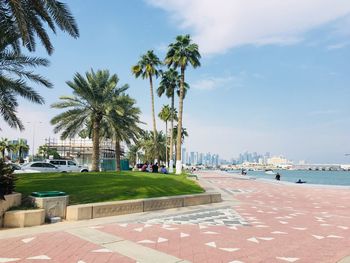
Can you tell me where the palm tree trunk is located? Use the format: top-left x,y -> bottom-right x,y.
91,115 -> 101,172
165,120 -> 168,167
169,94 -> 175,172
175,67 -> 185,174
115,138 -> 121,172
149,75 -> 158,163
149,76 -> 157,141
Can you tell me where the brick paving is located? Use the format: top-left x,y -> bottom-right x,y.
0,231 -> 135,263
1,170 -> 349,263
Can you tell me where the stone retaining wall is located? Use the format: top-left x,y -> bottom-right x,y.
66,192 -> 222,221
0,193 -> 22,227
4,209 -> 45,228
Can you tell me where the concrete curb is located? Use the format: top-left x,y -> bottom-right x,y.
66,192 -> 222,221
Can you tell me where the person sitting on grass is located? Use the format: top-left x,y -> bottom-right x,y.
141,163 -> 148,172
160,165 -> 168,174
152,163 -> 159,173
147,163 -> 153,172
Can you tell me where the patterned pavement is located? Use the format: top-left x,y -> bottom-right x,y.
1,170 -> 350,262
0,231 -> 135,263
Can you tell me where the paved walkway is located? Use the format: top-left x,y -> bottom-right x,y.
1,171 -> 350,263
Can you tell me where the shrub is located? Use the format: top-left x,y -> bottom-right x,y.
0,159 -> 17,200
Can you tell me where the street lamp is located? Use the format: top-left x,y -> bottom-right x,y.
27,121 -> 42,158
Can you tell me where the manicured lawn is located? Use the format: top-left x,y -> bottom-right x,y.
15,171 -> 204,205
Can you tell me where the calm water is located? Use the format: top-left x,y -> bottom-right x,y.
227,170 -> 350,186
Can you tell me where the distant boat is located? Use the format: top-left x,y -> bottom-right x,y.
296,179 -> 307,184
265,171 -> 276,175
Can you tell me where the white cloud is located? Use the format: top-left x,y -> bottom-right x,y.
192,76 -> 236,90
192,72 -> 247,90
147,0 -> 350,54
327,41 -> 350,50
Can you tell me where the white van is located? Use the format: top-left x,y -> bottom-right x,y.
46,159 -> 89,173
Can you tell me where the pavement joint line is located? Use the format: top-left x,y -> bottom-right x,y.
337,256 -> 350,263
0,201 -> 230,240
65,227 -> 189,263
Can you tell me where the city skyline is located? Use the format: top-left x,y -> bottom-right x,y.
0,1 -> 350,163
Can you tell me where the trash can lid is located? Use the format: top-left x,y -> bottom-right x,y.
31,191 -> 67,197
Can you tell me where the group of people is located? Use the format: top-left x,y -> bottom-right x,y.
141,162 -> 168,174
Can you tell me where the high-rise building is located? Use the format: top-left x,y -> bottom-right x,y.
190,152 -> 195,165
181,148 -> 186,164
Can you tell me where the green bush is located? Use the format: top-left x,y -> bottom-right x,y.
0,159 -> 17,200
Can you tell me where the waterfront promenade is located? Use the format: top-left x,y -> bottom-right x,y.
0,171 -> 349,263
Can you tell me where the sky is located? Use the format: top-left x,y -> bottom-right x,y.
1,0 -> 350,163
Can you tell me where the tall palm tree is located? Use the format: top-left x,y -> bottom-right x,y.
0,34 -> 52,130
158,105 -> 171,166
157,69 -> 188,171
51,69 -> 124,172
0,0 -> 79,54
82,93 -> 143,171
165,34 -> 201,174
132,50 -> 161,144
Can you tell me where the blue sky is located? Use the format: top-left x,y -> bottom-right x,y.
1,0 -> 350,163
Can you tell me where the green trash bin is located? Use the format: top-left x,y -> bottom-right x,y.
31,191 -> 67,197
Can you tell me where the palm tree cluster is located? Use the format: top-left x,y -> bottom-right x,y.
132,34 -> 201,174
0,138 -> 29,161
51,69 -> 142,172
0,0 -> 79,130
0,1 -> 200,175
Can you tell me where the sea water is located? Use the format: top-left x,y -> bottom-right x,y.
227,170 -> 350,186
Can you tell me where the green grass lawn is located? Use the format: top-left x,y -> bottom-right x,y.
15,171 -> 204,205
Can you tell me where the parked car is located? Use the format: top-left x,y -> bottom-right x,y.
15,162 -> 59,173
45,159 -> 89,173
9,163 -> 21,172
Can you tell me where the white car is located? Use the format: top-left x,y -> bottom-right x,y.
15,162 -> 60,173
45,159 -> 89,173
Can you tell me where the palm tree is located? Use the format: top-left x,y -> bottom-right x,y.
0,138 -> 8,158
38,144 -> 50,159
132,50 -> 161,144
5,140 -> 16,158
0,34 -> 52,130
82,93 -> 143,171
15,138 -> 29,160
158,105 -> 171,166
127,144 -> 141,167
157,69 -> 188,171
0,138 -> 17,159
165,34 -> 201,174
0,0 -> 79,54
51,69 -> 124,172
139,130 -> 166,164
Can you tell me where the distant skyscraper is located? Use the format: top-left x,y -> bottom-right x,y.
190,152 -> 195,165
181,148 -> 186,164
199,153 -> 203,165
